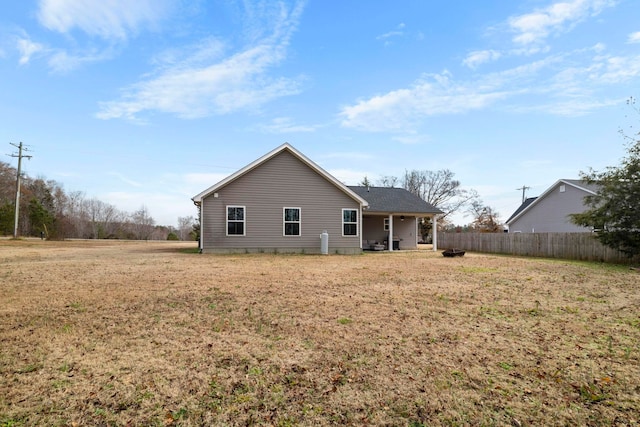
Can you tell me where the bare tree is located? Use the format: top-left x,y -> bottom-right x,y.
377,175 -> 399,187
400,169 -> 479,221
64,191 -> 90,237
130,205 -> 156,240
177,215 -> 195,241
85,198 -> 122,238
0,161 -> 16,203
467,200 -> 502,232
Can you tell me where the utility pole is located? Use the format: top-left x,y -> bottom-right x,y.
516,185 -> 531,204
9,142 -> 32,238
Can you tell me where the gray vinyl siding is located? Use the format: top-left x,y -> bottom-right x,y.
509,183 -> 592,233
201,151 -> 361,253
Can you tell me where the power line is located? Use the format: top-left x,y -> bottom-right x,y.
516,185 -> 530,204
8,142 -> 33,238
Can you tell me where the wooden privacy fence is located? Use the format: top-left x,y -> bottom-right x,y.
439,232 -> 639,264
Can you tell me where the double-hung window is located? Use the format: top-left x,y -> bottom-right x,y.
227,206 -> 245,236
283,207 -> 301,236
342,209 -> 358,236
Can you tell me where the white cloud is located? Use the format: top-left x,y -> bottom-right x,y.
595,54 -> 640,84
15,0 -> 174,71
521,159 -> 554,168
376,23 -> 406,46
319,151 -> 373,161
463,50 -> 502,69
37,0 -> 174,40
13,35 -> 115,72
547,52 -> 640,90
184,173 -> 230,187
391,134 -> 431,145
508,0 -> 616,45
16,37 -> 44,65
151,37 -> 226,68
339,43 -> 640,130
517,97 -> 619,116
97,1 -> 305,121
47,48 -> 116,73
327,168 -> 370,185
627,31 -> 640,44
339,71 -> 510,132
509,45 -> 551,56
259,117 -> 318,133
108,172 -> 143,187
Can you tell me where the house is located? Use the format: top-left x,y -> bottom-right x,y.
191,143 -> 442,254
506,179 -> 599,233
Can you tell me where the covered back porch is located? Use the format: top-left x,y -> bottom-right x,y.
361,213 -> 438,252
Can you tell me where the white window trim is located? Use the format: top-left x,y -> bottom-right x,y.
283,207 -> 301,237
342,208 -> 359,237
226,205 -> 246,236
383,217 -> 389,231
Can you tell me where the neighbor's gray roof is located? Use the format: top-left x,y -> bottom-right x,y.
505,197 -> 538,224
348,186 -> 443,215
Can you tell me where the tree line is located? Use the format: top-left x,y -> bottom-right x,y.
0,161 -> 197,240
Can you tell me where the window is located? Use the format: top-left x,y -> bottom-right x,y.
283,207 -> 301,236
227,206 -> 245,236
384,218 -> 389,231
559,184 -> 566,193
342,209 -> 358,236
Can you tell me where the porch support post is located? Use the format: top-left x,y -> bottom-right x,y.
388,214 -> 393,251
432,215 -> 438,251
359,206 -> 363,249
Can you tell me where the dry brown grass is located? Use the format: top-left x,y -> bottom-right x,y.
1,239 -> 639,426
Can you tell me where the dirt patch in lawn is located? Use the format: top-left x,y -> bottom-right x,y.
1,239 -> 639,426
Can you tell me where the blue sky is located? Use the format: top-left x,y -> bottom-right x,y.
2,0 -> 639,227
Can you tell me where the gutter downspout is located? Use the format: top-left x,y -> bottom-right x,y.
193,200 -> 203,253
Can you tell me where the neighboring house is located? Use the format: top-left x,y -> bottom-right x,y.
506,179 -> 599,233
191,143 -> 442,254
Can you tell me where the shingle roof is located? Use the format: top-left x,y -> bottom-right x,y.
348,186 -> 442,214
505,197 -> 537,224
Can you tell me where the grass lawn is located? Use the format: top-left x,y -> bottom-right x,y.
1,239 -> 639,426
